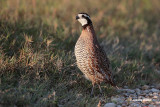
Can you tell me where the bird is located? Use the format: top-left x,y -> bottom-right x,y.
74,13 -> 118,95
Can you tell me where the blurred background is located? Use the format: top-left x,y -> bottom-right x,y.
0,0 -> 160,106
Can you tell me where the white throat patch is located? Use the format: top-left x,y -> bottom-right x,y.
78,18 -> 88,26
77,14 -> 90,26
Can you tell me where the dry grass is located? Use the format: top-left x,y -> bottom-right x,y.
0,0 -> 160,106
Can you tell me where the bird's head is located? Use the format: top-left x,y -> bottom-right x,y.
76,13 -> 92,27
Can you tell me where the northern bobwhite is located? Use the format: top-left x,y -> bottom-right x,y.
75,13 -> 118,95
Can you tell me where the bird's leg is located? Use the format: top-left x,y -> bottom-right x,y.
98,84 -> 102,94
91,83 -> 95,96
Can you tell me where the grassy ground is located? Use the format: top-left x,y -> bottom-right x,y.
0,0 -> 160,106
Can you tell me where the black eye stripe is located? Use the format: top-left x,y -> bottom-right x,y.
79,12 -> 90,17
81,15 -> 90,19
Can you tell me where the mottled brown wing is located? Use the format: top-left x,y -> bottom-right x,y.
95,44 -> 110,69
88,40 -> 113,82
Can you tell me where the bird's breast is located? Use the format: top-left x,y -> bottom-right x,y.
75,37 -> 92,70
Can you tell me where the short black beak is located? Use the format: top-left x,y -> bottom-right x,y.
76,16 -> 79,20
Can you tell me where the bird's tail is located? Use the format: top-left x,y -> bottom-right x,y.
106,79 -> 119,89
111,81 -> 119,89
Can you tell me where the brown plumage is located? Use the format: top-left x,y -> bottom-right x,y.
75,13 -> 117,94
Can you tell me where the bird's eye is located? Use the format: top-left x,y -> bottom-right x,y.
82,15 -> 85,17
